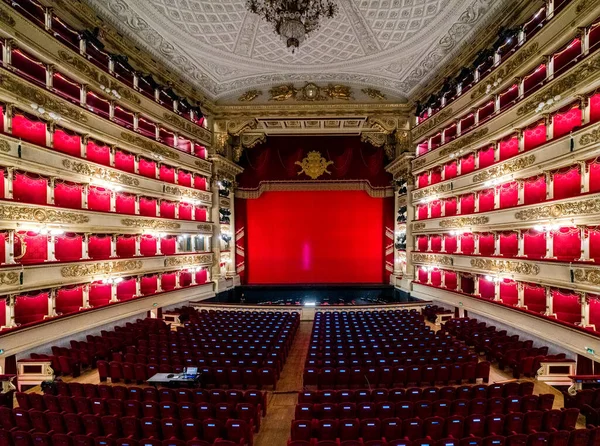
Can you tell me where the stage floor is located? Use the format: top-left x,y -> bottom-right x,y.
208,284 -> 420,306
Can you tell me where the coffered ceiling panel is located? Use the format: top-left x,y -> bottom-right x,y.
83,0 -> 517,103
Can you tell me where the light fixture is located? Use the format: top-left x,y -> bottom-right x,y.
535,95 -> 562,113
99,85 -> 122,99
30,103 -> 62,121
246,0 -> 338,53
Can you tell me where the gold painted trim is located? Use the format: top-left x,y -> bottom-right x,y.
61,260 -> 143,278
470,258 -> 540,276
236,180 -> 394,199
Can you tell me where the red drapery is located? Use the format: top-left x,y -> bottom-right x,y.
590,93 -> 600,124
54,181 -> 82,209
553,165 -> 581,200
15,292 -> 48,325
444,198 -> 457,217
89,235 -> 111,260
524,122 -> 546,151
13,172 -> 47,205
444,162 -> 457,180
195,269 -> 208,284
553,289 -> 581,324
500,232 -> 518,257
117,278 -> 136,301
499,182 -> 518,208
430,169 -> 442,185
160,201 -> 176,219
444,271 -> 457,290
417,204 -> 428,220
478,233 -> 495,256
55,233 -> 82,261
195,207 -> 207,222
116,235 -> 136,258
430,200 -> 442,219
417,267 -> 428,283
589,158 -> 600,193
116,193 -> 136,215
56,286 -> 83,315
430,269 -> 442,287
589,296 -> 600,332
417,236 -> 428,252
178,171 -> 192,187
139,158 -> 157,179
89,283 -> 111,307
524,284 -> 546,314
178,203 -> 193,220
16,231 -> 47,264
0,168 -> 4,198
500,280 -> 518,306
430,235 -> 442,253
115,150 -> 135,173
159,165 -> 175,183
161,273 -> 177,291
140,235 -> 157,256
460,154 -> 475,175
499,136 -> 519,161
418,173 -> 429,188
444,235 -> 457,253
141,276 -> 157,295
524,176 -> 546,205
590,228 -> 600,261
553,105 -> 582,138
86,141 -> 111,166
53,128 -> 80,157
553,227 -> 580,261
194,176 -> 207,190
180,271 -> 192,287
478,146 -> 495,169
88,186 -> 111,212
139,197 -> 157,217
478,189 -> 495,213
460,234 -> 475,255
460,194 -> 475,215
12,113 -> 46,147
161,237 -> 176,256
524,230 -> 546,259
194,144 -> 207,159
479,278 -> 495,300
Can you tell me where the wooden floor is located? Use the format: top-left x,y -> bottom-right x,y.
22,320 -> 583,446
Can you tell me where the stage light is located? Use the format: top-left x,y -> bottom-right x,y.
304,302 -> 316,307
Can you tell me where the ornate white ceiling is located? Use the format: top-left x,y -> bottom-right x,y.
84,0 -> 515,103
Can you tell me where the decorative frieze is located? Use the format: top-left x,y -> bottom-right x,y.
413,222 -> 427,231
413,183 -> 452,201
573,268 -> 600,286
412,108 -> 454,140
197,224 -> 213,233
61,260 -> 143,278
470,258 -> 540,276
472,155 -> 536,183
120,133 -> 179,160
0,272 -> 20,286
164,254 -> 213,267
0,204 -> 89,224
580,127 -> 600,146
162,113 -> 212,143
439,128 -> 490,157
439,216 -> 489,228
412,158 -> 428,169
0,140 -> 10,153
120,218 -> 181,230
0,5 -> 15,26
514,198 -> 600,221
62,160 -> 140,187
163,185 -> 211,203
413,253 -> 453,266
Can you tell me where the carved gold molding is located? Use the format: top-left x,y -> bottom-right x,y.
514,197 -> 600,221
439,128 -> 490,158
236,180 -> 393,199
227,119 -> 258,135
121,218 -> 181,230
573,268 -> 600,286
362,88 -> 387,101
0,271 -> 20,286
472,155 -> 536,183
240,134 -> 266,149
413,183 -> 452,201
164,254 -> 213,267
238,90 -> 262,102
295,151 -> 334,180
361,132 -> 387,148
413,222 -> 427,231
197,224 -> 213,233
580,127 -> 600,146
439,216 -> 490,228
211,154 -> 244,179
0,204 -> 89,224
412,253 -> 453,266
0,140 -> 10,153
120,133 -> 179,160
162,113 -> 211,143
163,185 -> 211,203
62,160 -> 140,187
412,108 -> 454,140
470,258 -> 540,276
61,260 -> 143,278
0,5 -> 16,26
412,158 -> 428,170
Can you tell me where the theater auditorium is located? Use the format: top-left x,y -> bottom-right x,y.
0,0 -> 599,445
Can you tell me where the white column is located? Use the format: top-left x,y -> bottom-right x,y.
426,235 -> 432,253
175,271 -> 181,289
474,234 -> 480,255
4,295 -> 16,328
493,187 -> 500,210
133,113 -> 140,132
581,27 -> 590,56
580,293 -> 591,328
493,142 -> 500,163
45,64 -> 54,89
46,122 -> 53,148
545,286 -> 555,316
174,236 -> 180,254
47,177 -> 55,205
545,114 -> 554,140
517,77 -> 525,98
427,202 -> 431,219
80,84 -> 87,106
456,273 -> 462,292
517,181 -> 525,205
174,168 -> 179,185
517,230 -> 525,257
517,130 -> 525,153
110,282 -> 118,303
156,273 -> 163,292
474,275 -> 480,296
134,156 -> 140,175
134,235 -> 141,257
581,161 -> 590,194
211,179 -> 222,283
578,226 -> 590,261
545,231 -> 556,259
46,235 -> 56,262
134,196 -> 140,215
441,199 -> 446,217
109,101 -> 115,121
493,232 -> 501,256
135,276 -> 142,297
441,271 -> 446,288
474,152 -> 480,169
493,279 -> 501,301
156,199 -> 161,217
82,185 -> 89,209
110,235 -> 117,258
517,282 -> 525,308
426,268 -> 432,285
3,168 -> 14,199
81,284 -> 91,309
545,172 -> 554,200
4,230 -> 15,265
546,55 -> 554,80
46,288 -> 57,318
228,188 -> 237,277
456,196 -> 462,214
494,94 -> 501,113
80,135 -> 88,158
109,147 -> 116,167
456,234 -> 463,254
109,191 -> 116,212
190,270 -> 197,285
2,39 -> 12,68
81,233 -> 90,260
440,234 -> 447,253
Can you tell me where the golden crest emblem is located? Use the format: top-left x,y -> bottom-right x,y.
295,151 -> 334,180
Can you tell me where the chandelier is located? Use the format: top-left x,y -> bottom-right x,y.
246,0 -> 338,52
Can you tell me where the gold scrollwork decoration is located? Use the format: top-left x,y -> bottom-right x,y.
197,224 -> 213,232
470,258 -> 540,276
121,218 -> 181,230
194,158 -> 212,172
362,88 -> 387,101
61,260 -> 143,278
412,108 -> 454,140
580,127 -> 600,146
412,254 -> 453,266
439,128 -> 490,157
413,222 -> 427,230
472,155 -> 536,183
163,185 -> 211,202
439,216 -> 489,228
361,132 -> 387,148
0,271 -> 20,286
269,84 -> 298,101
120,132 -> 179,160
0,140 -> 10,153
413,183 -> 452,201
162,113 -> 211,142
238,90 -> 262,102
164,254 -> 213,267
0,6 -> 15,26
62,160 -> 140,186
514,198 -> 600,221
573,268 -> 600,285
295,151 -> 334,180
0,204 -> 89,224
412,158 -> 428,170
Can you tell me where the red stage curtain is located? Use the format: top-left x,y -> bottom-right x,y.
417,204 -> 428,220
479,278 -> 495,300
478,189 -> 495,213
461,234 -> 475,255
88,186 -> 111,212
430,169 -> 442,185
55,233 -> 82,262
418,173 -> 429,188
139,197 -> 157,217
589,158 -> 600,193
553,105 -> 582,138
524,65 -> 547,94
479,233 -> 495,256
478,146 -> 495,169
524,176 -> 546,205
524,121 -> 546,151
524,284 -> 546,313
117,278 -> 136,301
195,269 -> 208,284
499,136 -> 519,161
194,176 -> 207,190
54,182 -> 82,209
591,93 -> 600,124
160,201 -> 176,219
499,182 -> 518,208
178,203 -> 193,220
116,193 -> 135,215
178,170 -> 192,187
444,198 -> 457,217
13,172 -> 47,205
89,235 -> 111,260
159,165 -> 175,183
417,236 -> 428,252
524,230 -> 546,259
195,207 -> 207,222
139,158 -> 157,179
161,273 -> 177,291
430,235 -> 442,253
116,236 -> 135,258
500,280 -> 518,306
589,297 -> 600,332
553,165 -> 581,200
417,267 -> 428,283
89,283 -> 111,307
553,227 -> 580,261
590,228 -> 600,261
16,231 -> 47,264
478,101 -> 495,122
444,235 -> 457,253
461,154 -> 475,175
12,113 -> 46,147
141,276 -> 157,295
115,150 -> 135,173
15,292 -> 48,325
430,200 -> 442,218
86,141 -> 111,166
444,271 -> 457,290
430,269 -> 442,287
53,128 -> 80,157
499,232 -> 518,257
140,235 -> 157,256
460,194 -> 475,214
56,286 -> 83,315
553,289 -> 581,324
161,237 -> 176,256
246,191 -> 386,284
445,162 -> 457,180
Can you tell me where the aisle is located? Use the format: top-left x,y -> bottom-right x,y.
253,320 -> 313,446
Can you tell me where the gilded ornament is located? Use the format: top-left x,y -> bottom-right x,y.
0,204 -> 89,224
61,260 -> 143,278
269,84 -> 298,101
412,158 -> 428,169
0,271 -> 20,286
295,151 -> 334,180
165,254 -> 213,267
413,183 -> 452,201
0,140 -> 10,153
235,181 -> 392,199
472,155 -> 536,183
119,133 -> 179,160
412,254 -> 453,266
194,158 -> 212,172
163,185 -> 211,202
62,160 -> 140,186
573,268 -> 600,285
362,88 -> 387,101
162,113 -> 211,142
238,90 -> 263,102
580,127 -> 600,146
577,0 -> 595,13
413,222 -> 427,230
197,224 -> 213,232
412,108 -> 454,140
470,258 -> 540,276
0,6 -> 15,27
321,84 -> 353,101
514,198 -> 600,221
439,216 -> 489,228
268,83 -> 352,102
439,128 -> 490,157
121,218 -> 180,230
361,132 -> 387,148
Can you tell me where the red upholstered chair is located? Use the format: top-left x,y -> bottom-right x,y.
160,418 -> 181,440
121,416 -> 142,439
97,360 -> 110,382
424,416 -> 445,440
201,419 -> 224,443
382,417 -> 402,441
360,418 -> 382,442
291,420 -> 312,442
